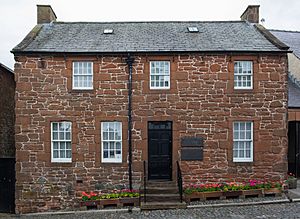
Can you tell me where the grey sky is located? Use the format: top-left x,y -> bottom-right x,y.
1,0 -> 300,69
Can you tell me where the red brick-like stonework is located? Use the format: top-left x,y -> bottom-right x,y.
14,53 -> 288,213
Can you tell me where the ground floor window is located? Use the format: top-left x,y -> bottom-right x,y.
101,121 -> 122,163
233,121 -> 253,162
51,121 -> 72,163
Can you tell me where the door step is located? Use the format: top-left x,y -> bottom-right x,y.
141,193 -> 181,202
140,201 -> 187,210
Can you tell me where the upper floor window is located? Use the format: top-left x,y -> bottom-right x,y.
73,62 -> 93,90
234,61 -> 253,89
101,122 -> 122,163
150,61 -> 170,89
51,121 -> 72,163
233,121 -> 253,162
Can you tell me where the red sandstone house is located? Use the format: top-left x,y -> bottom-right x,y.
11,5 -> 290,213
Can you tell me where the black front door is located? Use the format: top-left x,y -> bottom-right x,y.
0,158 -> 15,213
148,121 -> 172,180
288,121 -> 300,177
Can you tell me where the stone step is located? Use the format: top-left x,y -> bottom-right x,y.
147,180 -> 177,187
140,186 -> 179,194
140,201 -> 187,210
140,193 -> 181,202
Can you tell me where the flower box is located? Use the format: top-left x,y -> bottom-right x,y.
222,190 -> 242,198
99,199 -> 120,208
79,200 -> 100,210
119,197 -> 139,206
184,192 -> 204,203
241,189 -> 263,198
263,188 -> 282,197
201,191 -> 224,200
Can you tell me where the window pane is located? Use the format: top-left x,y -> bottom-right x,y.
53,142 -> 58,150
66,132 -> 71,140
53,132 -> 58,140
66,150 -> 72,158
103,132 -> 108,140
116,142 -> 121,149
53,150 -> 59,158
104,151 -> 108,158
66,142 -> 71,149
52,123 -> 58,131
103,142 -> 108,149
60,142 -> 65,150
110,151 -> 115,158
60,150 -> 65,158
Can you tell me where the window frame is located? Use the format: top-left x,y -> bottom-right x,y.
149,61 -> 171,90
72,61 -> 94,90
101,121 -> 122,163
51,121 -> 72,163
234,61 -> 253,90
233,121 -> 253,162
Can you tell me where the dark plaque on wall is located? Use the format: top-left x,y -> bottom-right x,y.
181,137 -> 204,147
181,137 -> 204,161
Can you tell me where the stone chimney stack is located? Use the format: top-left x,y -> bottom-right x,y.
240,5 -> 260,23
37,5 -> 57,24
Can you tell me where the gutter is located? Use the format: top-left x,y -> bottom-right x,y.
126,54 -> 134,191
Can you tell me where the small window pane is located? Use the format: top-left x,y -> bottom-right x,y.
53,132 -> 58,140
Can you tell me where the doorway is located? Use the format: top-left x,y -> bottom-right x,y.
148,121 -> 172,180
288,121 -> 300,177
0,158 -> 15,213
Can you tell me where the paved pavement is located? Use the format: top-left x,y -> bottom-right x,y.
1,202 -> 299,219
2,180 -> 300,219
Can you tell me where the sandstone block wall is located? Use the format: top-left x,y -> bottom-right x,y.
14,53 -> 288,213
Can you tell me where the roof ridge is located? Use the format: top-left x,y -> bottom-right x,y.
269,29 -> 300,33
53,20 -> 245,24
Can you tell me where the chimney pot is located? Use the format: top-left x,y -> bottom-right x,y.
240,5 -> 260,23
37,5 -> 57,24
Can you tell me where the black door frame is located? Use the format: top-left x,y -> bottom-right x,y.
148,121 -> 172,181
288,121 -> 300,178
0,158 -> 15,213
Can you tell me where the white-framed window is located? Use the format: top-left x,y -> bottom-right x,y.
233,121 -> 253,162
150,61 -> 170,89
51,121 -> 72,163
72,62 -> 93,90
234,61 -> 253,89
101,122 -> 122,163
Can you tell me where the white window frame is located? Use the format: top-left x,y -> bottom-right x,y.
233,121 -> 253,162
72,61 -> 93,90
234,61 -> 253,89
150,61 -> 170,89
51,121 -> 72,163
101,122 -> 122,163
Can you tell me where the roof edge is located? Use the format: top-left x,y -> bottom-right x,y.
11,24 -> 44,53
254,24 -> 290,51
0,63 -> 14,74
11,50 -> 290,56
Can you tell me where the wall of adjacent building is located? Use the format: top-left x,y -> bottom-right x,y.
14,53 -> 288,213
0,67 -> 15,158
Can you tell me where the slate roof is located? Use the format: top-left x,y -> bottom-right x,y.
12,21 -> 287,53
288,76 -> 300,108
270,30 -> 300,58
